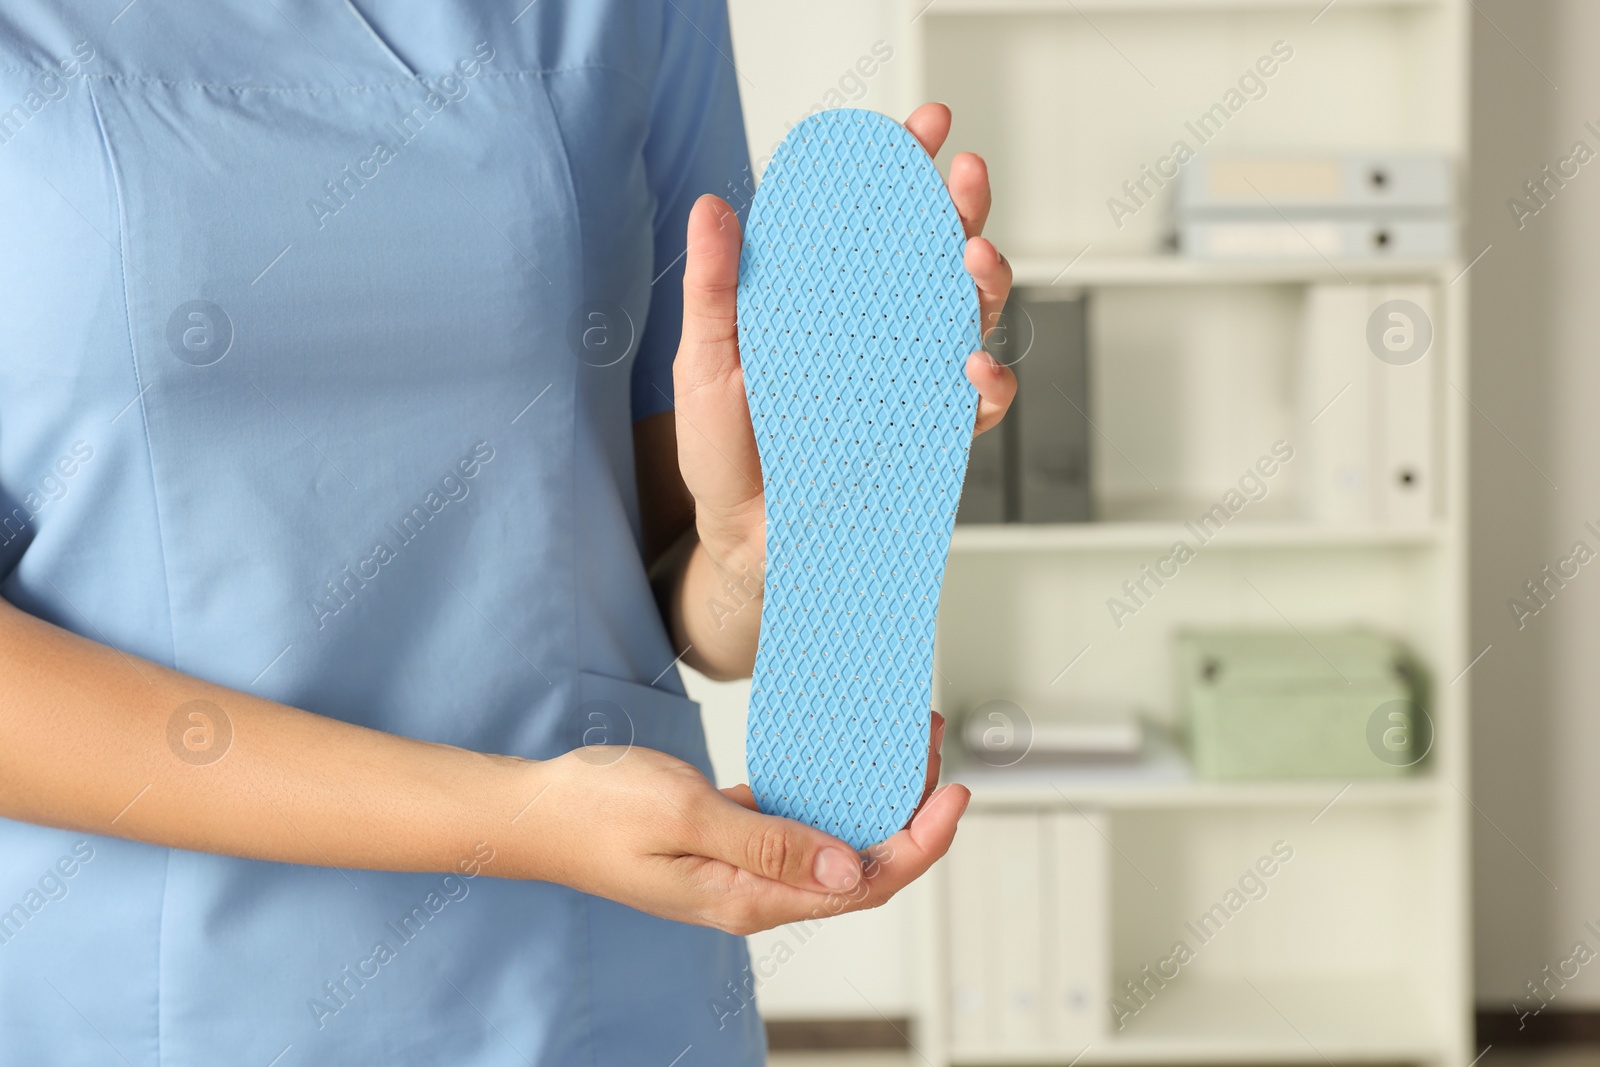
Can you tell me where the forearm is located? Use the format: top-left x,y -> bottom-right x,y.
668,527 -> 765,682
0,598 -> 541,876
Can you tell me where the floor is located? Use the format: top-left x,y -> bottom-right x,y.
769,1052 -> 1600,1067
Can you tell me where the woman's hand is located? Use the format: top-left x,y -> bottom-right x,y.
671,102 -> 1017,569
514,713 -> 968,934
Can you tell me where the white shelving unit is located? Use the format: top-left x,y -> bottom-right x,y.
706,2 -> 1473,1062
906,0 -> 1474,1064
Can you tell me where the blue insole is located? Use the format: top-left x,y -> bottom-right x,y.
738,108 -> 980,851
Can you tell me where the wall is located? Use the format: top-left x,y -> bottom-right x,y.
726,1 -> 907,181
1465,0 -> 1600,1009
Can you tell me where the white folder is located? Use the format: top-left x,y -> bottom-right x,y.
944,810 -> 991,1048
1371,284 -> 1437,527
993,813 -> 1046,1045
1177,153 -> 1454,213
1300,283 -> 1437,527
1179,218 -> 1455,261
1301,284 -> 1375,524
1045,809 -> 1110,1046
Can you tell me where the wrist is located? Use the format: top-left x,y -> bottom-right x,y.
474,751 -> 557,882
664,502 -> 767,679
694,532 -> 766,612
694,503 -> 766,592
675,530 -> 766,679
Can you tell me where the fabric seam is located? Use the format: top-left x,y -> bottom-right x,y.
531,65 -> 587,723
84,85 -> 179,670
577,894 -> 600,1067
540,67 -> 599,1067
155,848 -> 172,1067
86,79 -> 179,1067
340,0 -> 417,78
0,64 -> 651,97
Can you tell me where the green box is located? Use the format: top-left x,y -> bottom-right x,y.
1174,628 -> 1429,781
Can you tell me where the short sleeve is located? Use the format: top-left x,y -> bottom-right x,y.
630,0 -> 752,423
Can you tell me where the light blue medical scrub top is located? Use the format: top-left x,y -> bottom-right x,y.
0,1 -> 765,1063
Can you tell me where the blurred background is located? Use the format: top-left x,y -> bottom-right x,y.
689,2 -> 1600,1065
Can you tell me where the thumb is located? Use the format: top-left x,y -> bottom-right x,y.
697,792 -> 865,893
719,783 -> 761,811
676,194 -> 743,390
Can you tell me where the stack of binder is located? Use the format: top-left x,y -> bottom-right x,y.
944,809 -> 1108,1050
1175,153 -> 1455,261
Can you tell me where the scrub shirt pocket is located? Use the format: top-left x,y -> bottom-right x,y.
575,670 -> 716,781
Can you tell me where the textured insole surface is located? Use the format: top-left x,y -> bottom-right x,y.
738,108 -> 979,851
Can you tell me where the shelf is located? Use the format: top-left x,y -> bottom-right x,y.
951,521 -> 1445,554
949,975 -> 1440,1065
951,748 -> 1441,810
1113,974 -> 1440,1063
923,0 -> 1443,15
1007,254 -> 1458,288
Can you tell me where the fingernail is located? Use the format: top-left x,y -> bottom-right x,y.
814,847 -> 861,891
933,715 -> 947,748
